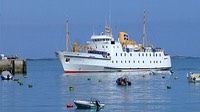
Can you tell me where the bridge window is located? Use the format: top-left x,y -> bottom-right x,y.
130,53 -> 132,56
116,53 -> 117,56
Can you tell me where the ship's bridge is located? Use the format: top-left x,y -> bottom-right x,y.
91,34 -> 114,42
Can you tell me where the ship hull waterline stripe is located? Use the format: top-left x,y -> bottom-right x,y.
104,67 -> 171,70
64,68 -> 171,73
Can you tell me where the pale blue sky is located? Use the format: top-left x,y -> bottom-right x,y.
0,0 -> 200,58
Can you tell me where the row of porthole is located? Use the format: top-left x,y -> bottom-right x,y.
111,60 -> 162,64
139,53 -> 162,57
95,44 -> 122,49
116,53 -> 162,57
93,39 -> 111,41
95,45 -> 109,49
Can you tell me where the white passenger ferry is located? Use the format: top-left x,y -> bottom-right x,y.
55,11 -> 172,73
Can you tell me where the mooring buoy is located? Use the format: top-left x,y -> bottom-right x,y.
28,84 -> 33,88
24,76 -> 27,78
13,79 -> 19,81
167,85 -> 171,89
69,87 -> 74,91
66,104 -> 73,108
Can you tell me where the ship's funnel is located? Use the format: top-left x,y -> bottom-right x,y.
118,32 -> 136,45
118,32 -> 129,42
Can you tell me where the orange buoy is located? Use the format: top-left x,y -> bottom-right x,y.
66,104 -> 73,108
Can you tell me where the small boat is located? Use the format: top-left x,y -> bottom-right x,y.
116,76 -> 131,86
74,99 -> 105,109
149,70 -> 173,75
187,72 -> 200,82
1,71 -> 13,80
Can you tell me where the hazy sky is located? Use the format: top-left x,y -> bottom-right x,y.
1,0 -> 200,58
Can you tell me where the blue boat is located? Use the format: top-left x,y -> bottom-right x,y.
116,76 -> 132,86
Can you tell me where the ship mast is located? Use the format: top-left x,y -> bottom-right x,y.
106,10 -> 112,37
66,17 -> 69,52
142,9 -> 146,48
106,26 -> 111,37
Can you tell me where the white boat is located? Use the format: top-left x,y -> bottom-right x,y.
74,99 -> 105,109
55,10 -> 172,73
149,70 -> 173,75
1,71 -> 13,80
187,72 -> 200,82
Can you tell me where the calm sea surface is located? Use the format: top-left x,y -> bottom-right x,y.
1,58 -> 200,112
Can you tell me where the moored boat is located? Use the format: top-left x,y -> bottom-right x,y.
187,72 -> 200,82
149,70 -> 173,75
74,99 -> 105,109
116,76 -> 131,86
1,71 -> 13,80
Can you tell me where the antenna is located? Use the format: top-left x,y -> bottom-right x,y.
142,9 -> 146,48
109,8 -> 112,36
93,24 -> 95,35
66,17 -> 69,52
104,17 -> 107,34
105,12 -> 111,37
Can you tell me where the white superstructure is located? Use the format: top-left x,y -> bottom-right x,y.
55,11 -> 172,73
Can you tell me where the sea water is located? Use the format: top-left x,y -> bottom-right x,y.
1,58 -> 200,112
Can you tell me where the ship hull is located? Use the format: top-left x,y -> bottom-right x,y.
55,51 -> 172,73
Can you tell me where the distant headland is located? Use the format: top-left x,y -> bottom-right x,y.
172,56 -> 200,59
